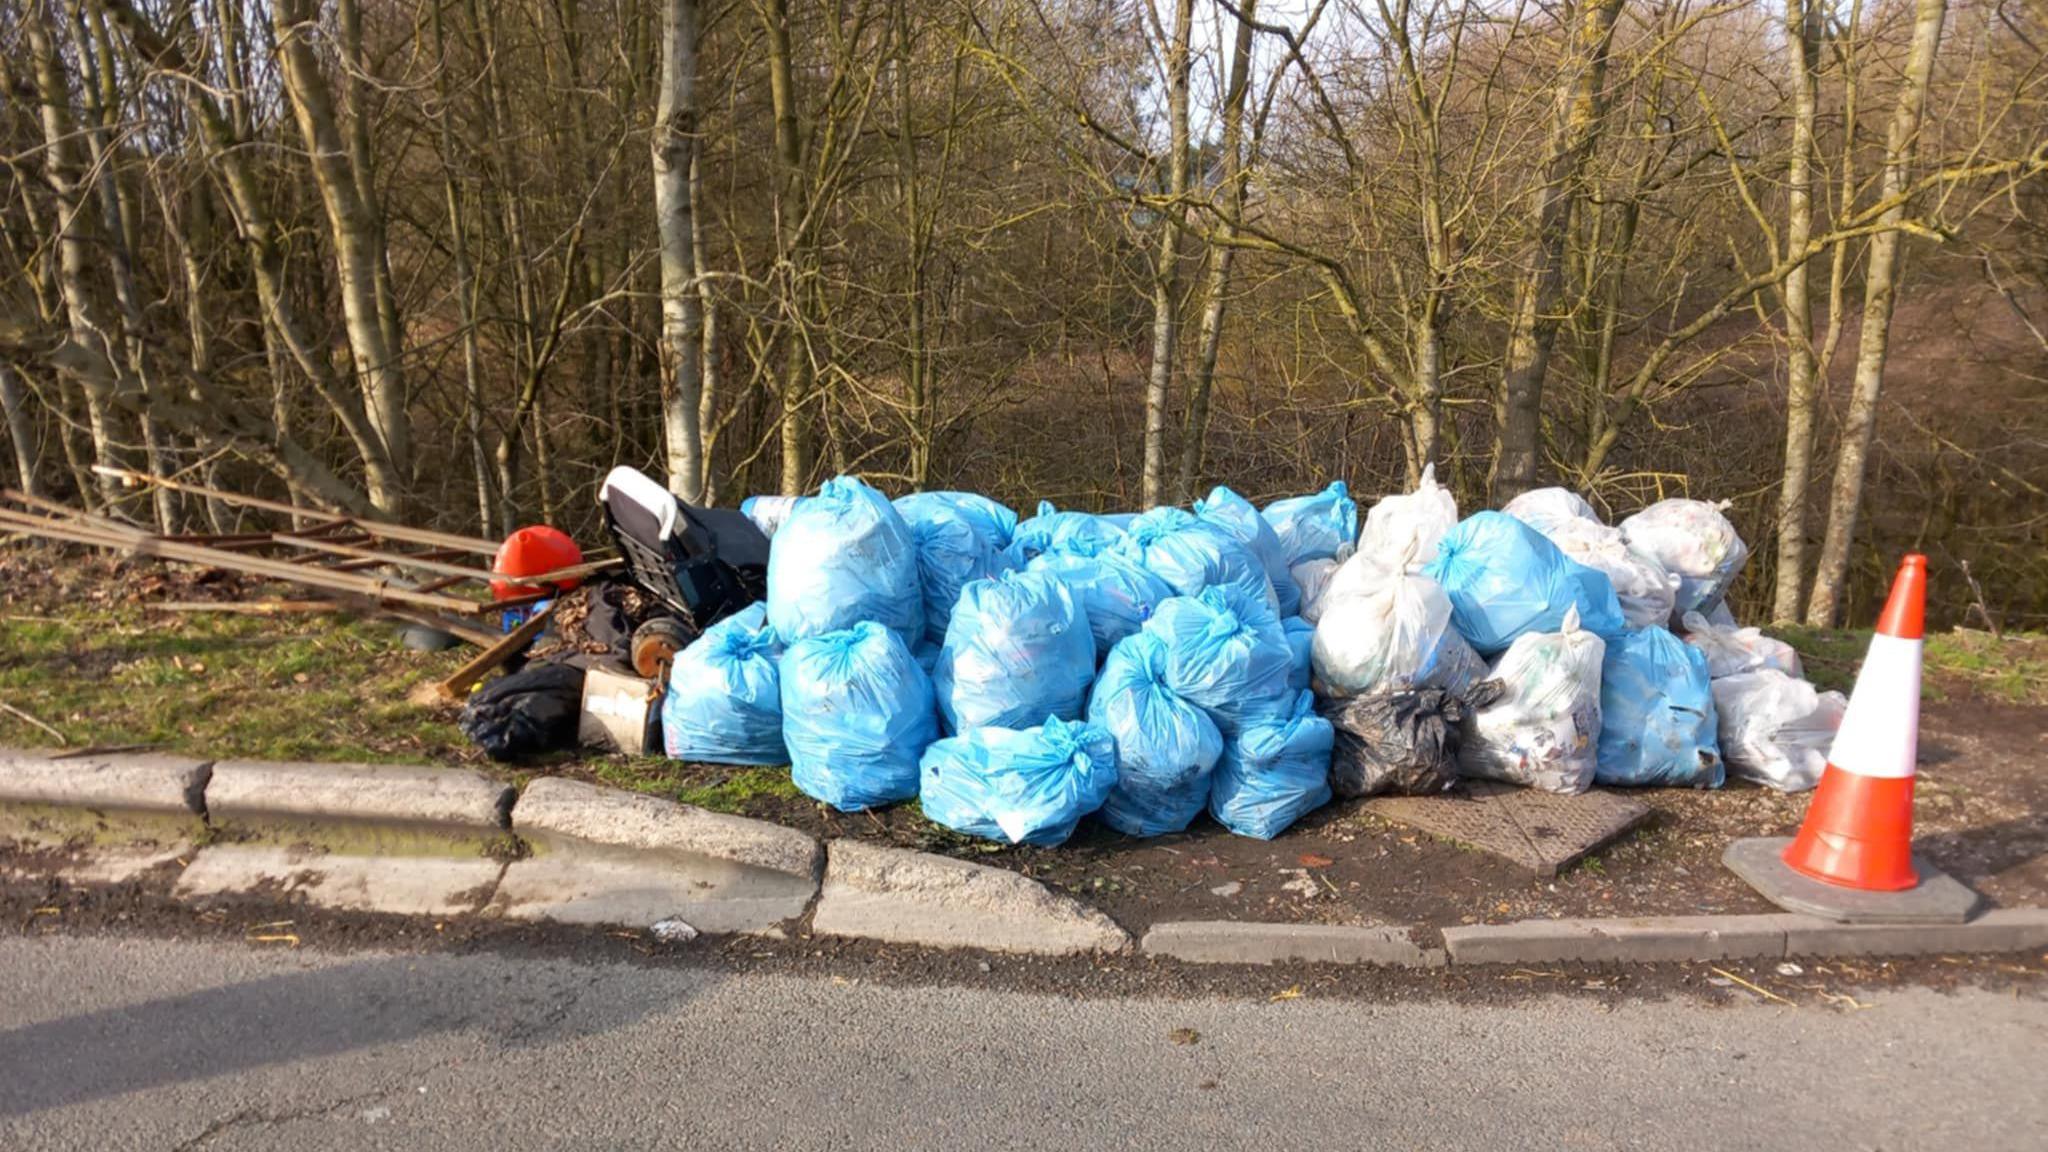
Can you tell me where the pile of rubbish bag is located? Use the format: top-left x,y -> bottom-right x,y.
648,464 -> 1842,846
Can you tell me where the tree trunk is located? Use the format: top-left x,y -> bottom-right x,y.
0,362 -> 41,498
1142,0 -> 1193,509
272,0 -> 411,510
1491,0 -> 1624,503
430,1 -> 494,536
1806,0 -> 1948,627
1176,0 -> 1256,505
762,0 -> 810,494
694,145 -> 724,505
1771,0 -> 1824,624
656,0 -> 707,502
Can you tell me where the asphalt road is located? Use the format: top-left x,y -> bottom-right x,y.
1,935 -> 2042,1151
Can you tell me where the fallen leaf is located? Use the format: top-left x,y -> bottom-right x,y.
1269,985 -> 1304,1002
1169,1028 -> 1201,1046
1298,853 -> 1334,868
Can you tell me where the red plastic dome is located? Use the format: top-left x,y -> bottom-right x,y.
491,526 -> 585,600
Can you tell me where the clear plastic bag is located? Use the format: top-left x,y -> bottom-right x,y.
1546,519 -> 1680,631
1681,611 -> 1804,680
1424,511 -> 1626,654
1261,480 -> 1357,566
780,622 -> 938,810
1208,690 -> 1335,839
1115,506 -> 1280,613
661,602 -> 788,765
1596,626 -> 1723,788
1196,485 -> 1299,616
1006,500 -> 1127,565
1712,669 -> 1845,792
1089,632 -> 1225,837
1459,609 -> 1606,794
765,476 -> 923,646
894,491 -> 1017,644
1618,498 -> 1750,620
918,716 -> 1118,845
1141,584 -> 1295,734
1291,557 -> 1340,623
1501,487 -> 1599,536
934,570 -> 1096,733
1026,545 -> 1174,660
1357,463 -> 1458,566
1309,555 -> 1485,698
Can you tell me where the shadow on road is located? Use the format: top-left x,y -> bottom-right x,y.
0,949 -> 706,1118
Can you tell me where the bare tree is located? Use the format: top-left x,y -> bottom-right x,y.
1142,0 -> 1193,508
655,0 -> 706,501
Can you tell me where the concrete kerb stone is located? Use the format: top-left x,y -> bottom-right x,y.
1781,908 -> 2048,958
206,759 -> 514,830
1142,921 -> 1444,968
811,839 -> 1131,956
0,747 -> 210,815
511,776 -> 822,879
1442,915 -> 1792,965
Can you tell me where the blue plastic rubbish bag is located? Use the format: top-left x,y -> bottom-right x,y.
1208,690 -> 1335,839
661,603 -> 787,765
1283,615 -> 1314,693
779,622 -> 938,810
1115,507 -> 1279,612
1195,485 -> 1299,616
933,570 -> 1096,732
1142,585 -> 1294,734
1007,501 -> 1126,564
894,491 -> 1017,642
1423,511 -> 1625,654
1262,481 -> 1356,567
918,716 -> 1118,845
1596,627 -> 1723,788
1026,545 -> 1174,659
739,494 -> 802,539
766,476 -> 922,646
1088,633 -> 1225,837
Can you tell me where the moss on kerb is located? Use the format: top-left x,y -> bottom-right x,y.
0,800 -> 205,850
201,813 -> 513,860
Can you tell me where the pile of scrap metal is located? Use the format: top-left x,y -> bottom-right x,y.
0,465 -> 769,762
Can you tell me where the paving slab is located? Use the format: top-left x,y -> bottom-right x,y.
206,760 -> 514,831
1141,921 -> 1443,967
811,840 -> 1129,956
1781,908 -> 2048,957
488,848 -> 812,934
1366,781 -> 1651,877
173,845 -> 503,917
512,777 -> 821,880
0,748 -> 209,814
1724,836 -> 1981,924
1442,915 -> 1793,965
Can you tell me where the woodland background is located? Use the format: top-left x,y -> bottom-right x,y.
1,0 -> 2044,627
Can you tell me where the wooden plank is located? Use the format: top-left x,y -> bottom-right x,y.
274,535 -> 499,581
147,600 -> 342,616
91,466 -> 503,554
436,607 -> 552,702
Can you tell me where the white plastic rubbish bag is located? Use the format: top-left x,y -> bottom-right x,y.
1501,487 -> 1599,536
1207,689 -> 1335,840
1712,669 -> 1845,792
1195,485 -> 1299,616
1596,626 -> 1722,788
766,475 -> 923,646
1310,555 -> 1485,698
1545,519 -> 1680,631
1116,506 -> 1279,612
1356,463 -> 1458,566
918,716 -> 1118,845
1089,632 -> 1225,837
1026,545 -> 1173,660
1424,511 -> 1626,654
661,602 -> 787,765
1681,611 -> 1804,679
1291,557 -> 1340,623
1459,608 -> 1606,794
1619,498 -> 1750,620
780,622 -> 939,810
895,491 -> 1017,643
1141,584 -> 1294,734
740,494 -> 802,539
1261,481 -> 1357,567
933,570 -> 1096,732
1007,501 -> 1126,564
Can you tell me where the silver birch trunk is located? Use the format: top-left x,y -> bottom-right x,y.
1771,0 -> 1824,623
1142,0 -> 1193,509
656,0 -> 706,502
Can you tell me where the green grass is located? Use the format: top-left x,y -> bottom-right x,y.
588,757 -> 803,811
0,606 -> 468,762
1777,625 -> 2048,706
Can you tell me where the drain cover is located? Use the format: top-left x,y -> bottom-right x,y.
1365,781 -> 1652,878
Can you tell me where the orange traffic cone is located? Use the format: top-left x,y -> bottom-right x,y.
1781,554 -> 1927,891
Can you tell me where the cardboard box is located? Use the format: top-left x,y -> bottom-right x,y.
578,664 -> 663,754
